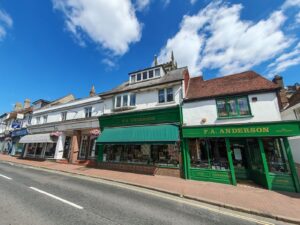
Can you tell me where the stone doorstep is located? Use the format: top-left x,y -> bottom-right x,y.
1,157 -> 300,225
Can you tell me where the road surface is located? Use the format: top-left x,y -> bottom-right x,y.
0,161 -> 284,225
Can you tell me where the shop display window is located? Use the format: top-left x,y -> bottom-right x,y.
189,138 -> 229,170
27,143 -> 36,156
103,144 -> 179,167
45,143 -> 56,158
35,143 -> 44,156
263,138 -> 290,174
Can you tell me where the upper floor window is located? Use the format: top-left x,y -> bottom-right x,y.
43,115 -> 48,124
294,108 -> 300,120
61,112 -> 67,121
137,73 -> 141,81
115,93 -> 136,108
155,68 -> 160,77
158,88 -> 174,103
36,117 -> 40,124
216,96 -> 251,118
85,107 -> 92,118
130,67 -> 162,84
131,74 -> 136,83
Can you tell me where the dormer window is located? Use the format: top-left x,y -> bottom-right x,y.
131,75 -> 136,83
129,67 -> 163,84
142,71 -> 147,80
149,70 -> 154,78
155,68 -> 160,77
137,73 -> 141,81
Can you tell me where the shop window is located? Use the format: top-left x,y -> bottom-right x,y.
246,139 -> 263,171
79,136 -> 88,159
216,96 -> 251,118
35,143 -> 44,157
45,143 -> 56,158
263,138 -> 290,174
188,138 -> 229,170
85,107 -> 92,118
103,144 -> 179,167
88,139 -> 97,158
26,143 -> 36,156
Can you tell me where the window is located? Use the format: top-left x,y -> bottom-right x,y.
43,115 -> 48,124
36,117 -> 40,124
115,93 -> 136,108
79,135 -> 88,159
148,70 -> 154,78
61,112 -> 67,121
28,115 -> 32,125
158,89 -> 165,103
131,75 -> 136,83
155,68 -> 160,77
137,73 -> 141,81
216,96 -> 251,118
85,107 -> 92,118
294,108 -> 300,120
103,144 -> 179,167
166,88 -> 174,102
158,88 -> 174,103
130,94 -> 136,106
142,71 -> 147,80
263,138 -> 290,174
189,138 -> 229,170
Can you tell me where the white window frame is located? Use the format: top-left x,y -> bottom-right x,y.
158,87 -> 174,104
61,112 -> 67,121
85,107 -> 92,118
43,115 -> 48,124
115,93 -> 136,108
130,67 -> 162,84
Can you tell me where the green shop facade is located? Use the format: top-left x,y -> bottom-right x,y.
182,121 -> 300,192
96,106 -> 300,192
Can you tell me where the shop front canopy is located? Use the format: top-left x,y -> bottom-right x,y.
97,125 -> 179,144
19,133 -> 56,144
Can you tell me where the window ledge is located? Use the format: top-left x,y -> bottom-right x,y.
113,106 -> 136,112
217,115 -> 253,120
156,101 -> 176,106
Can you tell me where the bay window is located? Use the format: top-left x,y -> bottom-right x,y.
216,96 -> 251,118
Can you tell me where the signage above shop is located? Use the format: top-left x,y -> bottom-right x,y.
11,128 -> 28,137
183,121 -> 300,138
12,120 -> 21,129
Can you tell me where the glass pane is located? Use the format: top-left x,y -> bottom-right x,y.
217,100 -> 228,117
246,139 -> 263,171
131,75 -> 136,83
137,73 -> 141,81
231,140 -> 247,169
210,139 -> 229,170
158,89 -> 165,103
227,99 -> 238,116
130,94 -> 136,106
151,144 -> 179,166
116,96 -> 121,107
155,68 -> 160,77
123,95 -> 128,107
142,71 -> 147,80
189,139 -> 210,168
148,70 -> 154,78
238,97 -> 250,115
166,88 -> 173,102
263,138 -> 290,174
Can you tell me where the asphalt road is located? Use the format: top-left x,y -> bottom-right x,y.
0,161 -> 283,225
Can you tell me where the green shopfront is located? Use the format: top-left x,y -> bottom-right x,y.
96,106 -> 182,177
182,121 -> 300,192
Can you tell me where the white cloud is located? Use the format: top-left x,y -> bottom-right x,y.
282,0 -> 300,9
296,12 -> 300,23
102,58 -> 117,68
0,9 -> 13,40
53,0 -> 142,56
190,0 -> 197,4
135,0 -> 151,11
267,42 -> 300,76
158,1 -> 293,76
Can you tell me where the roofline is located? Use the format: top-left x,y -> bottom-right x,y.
184,88 -> 279,103
99,79 -> 183,97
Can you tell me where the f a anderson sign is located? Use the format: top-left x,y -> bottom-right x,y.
183,122 -> 300,138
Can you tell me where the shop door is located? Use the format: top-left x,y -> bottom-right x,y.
231,139 -> 250,180
63,136 -> 71,159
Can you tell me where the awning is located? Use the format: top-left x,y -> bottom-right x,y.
19,133 -> 56,144
97,125 -> 179,144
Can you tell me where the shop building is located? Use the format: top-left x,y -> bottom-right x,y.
96,56 -> 189,177
22,90 -> 102,163
181,71 -> 300,192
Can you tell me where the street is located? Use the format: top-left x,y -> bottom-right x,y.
0,161 -> 283,225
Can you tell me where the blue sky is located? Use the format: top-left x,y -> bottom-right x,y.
0,0 -> 299,114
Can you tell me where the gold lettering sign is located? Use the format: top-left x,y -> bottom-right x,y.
121,116 -> 156,124
202,127 -> 271,136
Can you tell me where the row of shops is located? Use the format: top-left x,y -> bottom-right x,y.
95,106 -> 300,193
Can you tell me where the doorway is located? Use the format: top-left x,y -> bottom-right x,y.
63,136 -> 71,159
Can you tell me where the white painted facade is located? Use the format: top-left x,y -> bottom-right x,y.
183,92 -> 281,126
102,83 -> 183,114
25,96 -> 103,160
281,102 -> 300,164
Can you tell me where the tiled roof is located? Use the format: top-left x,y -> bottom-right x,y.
100,67 -> 187,97
185,71 -> 279,101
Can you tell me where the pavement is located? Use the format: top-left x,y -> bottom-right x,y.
0,155 -> 300,224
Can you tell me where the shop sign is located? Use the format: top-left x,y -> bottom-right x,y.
183,122 -> 300,138
11,128 -> 28,137
12,121 -> 21,129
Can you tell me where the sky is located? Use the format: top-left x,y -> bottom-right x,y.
0,0 -> 299,114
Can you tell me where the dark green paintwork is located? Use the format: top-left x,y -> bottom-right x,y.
182,121 -> 300,138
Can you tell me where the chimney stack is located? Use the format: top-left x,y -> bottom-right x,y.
24,99 -> 31,108
272,75 -> 284,89
14,102 -> 23,112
